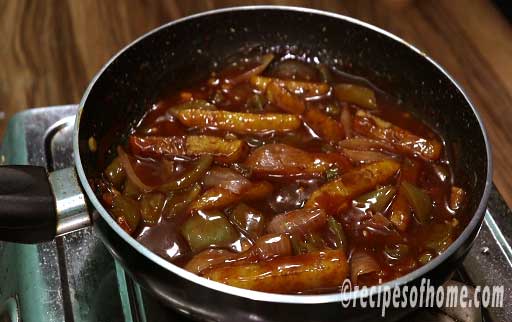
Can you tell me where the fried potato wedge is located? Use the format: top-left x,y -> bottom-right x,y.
176,109 -> 301,134
353,110 -> 442,160
306,159 -> 400,214
188,181 -> 273,212
334,84 -> 377,109
202,250 -> 348,293
245,143 -> 351,177
250,76 -> 330,97
303,107 -> 345,142
130,135 -> 248,163
265,81 -> 305,114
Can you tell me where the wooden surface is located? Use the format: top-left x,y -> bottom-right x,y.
1,0 -> 512,207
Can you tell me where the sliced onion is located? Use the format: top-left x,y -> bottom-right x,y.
117,147 -> 154,192
350,250 -> 380,284
342,148 -> 395,164
267,208 -> 328,235
271,59 -> 319,81
339,137 -> 396,152
203,166 -> 252,194
229,53 -> 274,85
251,233 -> 292,260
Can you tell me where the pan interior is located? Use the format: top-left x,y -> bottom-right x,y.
77,7 -> 490,298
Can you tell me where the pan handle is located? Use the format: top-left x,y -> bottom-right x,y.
0,165 -> 90,243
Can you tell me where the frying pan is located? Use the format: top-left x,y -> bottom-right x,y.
0,6 -> 492,322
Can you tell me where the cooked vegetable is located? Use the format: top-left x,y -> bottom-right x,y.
245,143 -> 351,177
203,167 -> 251,194
169,99 -> 216,112
176,109 -> 301,134
117,147 -> 155,192
188,187 -> 239,211
303,107 -> 345,142
449,186 -> 465,210
334,84 -> 377,109
342,149 -> 395,164
265,80 -> 305,114
203,250 -> 348,293
163,184 -> 201,219
123,178 -> 141,199
104,157 -> 125,188
304,232 -> 326,251
140,192 -> 165,225
247,233 -> 292,260
338,137 -> 396,153
384,244 -> 409,260
241,181 -> 274,200
267,208 -> 328,235
350,250 -> 380,284
185,249 -> 238,274
99,51 -> 467,294
356,185 -> 397,213
111,195 -> 140,234
389,186 -> 412,232
189,180 -> 273,212
246,94 -> 265,112
401,182 -> 432,224
181,210 -> 239,252
418,251 -> 434,265
389,158 -> 422,231
340,105 -> 353,138
251,76 -> 330,98
353,110 -> 442,160
229,53 -> 274,84
130,135 -> 248,163
271,59 -> 319,81
306,160 -> 400,214
230,203 -> 266,240
327,217 -> 347,251
157,155 -> 213,192
426,223 -> 453,254
185,233 -> 291,274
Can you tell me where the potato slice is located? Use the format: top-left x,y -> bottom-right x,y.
188,187 -> 239,211
188,181 -> 273,212
176,109 -> 301,134
265,81 -> 305,114
251,76 -> 330,97
245,143 -> 351,177
353,110 -> 442,160
306,159 -> 400,214
130,135 -> 248,163
303,107 -> 345,142
202,250 -> 348,293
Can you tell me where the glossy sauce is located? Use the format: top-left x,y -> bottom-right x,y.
97,52 -> 467,294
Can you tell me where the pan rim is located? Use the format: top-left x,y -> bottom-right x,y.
73,5 -> 493,304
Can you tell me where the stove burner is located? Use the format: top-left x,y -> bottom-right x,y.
0,105 -> 509,322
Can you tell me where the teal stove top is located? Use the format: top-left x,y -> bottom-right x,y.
0,105 -> 510,322
0,106 -> 190,322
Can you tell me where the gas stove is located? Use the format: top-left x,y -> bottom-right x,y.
0,105 -> 510,322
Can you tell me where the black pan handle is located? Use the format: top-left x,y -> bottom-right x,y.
0,165 -> 91,243
0,165 -> 57,243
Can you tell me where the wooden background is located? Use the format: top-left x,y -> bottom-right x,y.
1,0 -> 512,207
